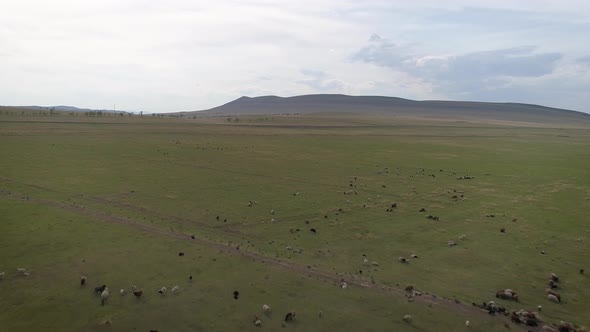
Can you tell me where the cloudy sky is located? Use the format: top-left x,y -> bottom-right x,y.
1,0 -> 589,113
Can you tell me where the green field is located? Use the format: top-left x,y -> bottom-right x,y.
1,113 -> 589,331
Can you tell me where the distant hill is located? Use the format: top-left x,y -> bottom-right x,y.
6,105 -> 134,114
189,94 -> 590,125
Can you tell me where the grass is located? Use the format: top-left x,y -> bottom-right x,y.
1,113 -> 589,331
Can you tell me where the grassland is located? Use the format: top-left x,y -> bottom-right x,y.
1,112 -> 589,331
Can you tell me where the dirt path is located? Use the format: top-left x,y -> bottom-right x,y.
0,186 -> 535,330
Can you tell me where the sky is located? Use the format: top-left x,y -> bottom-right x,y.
1,0 -> 589,113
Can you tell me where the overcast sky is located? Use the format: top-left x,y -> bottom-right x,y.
1,0 -> 589,113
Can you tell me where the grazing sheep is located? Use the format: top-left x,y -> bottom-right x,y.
80,276 -> 87,286
340,281 -> 348,289
120,289 -> 126,295
270,210 -> 275,215
537,305 -> 542,311
178,252 -> 185,257
371,261 -> 379,266
580,269 -> 584,274
310,228 -> 317,234
402,315 -> 412,323
94,285 -> 107,294
16,268 -> 26,274
459,234 -> 467,240
189,275 -> 193,281
100,288 -> 109,305
318,310 -> 323,318
171,286 -> 179,293
465,320 -> 470,327
133,290 -> 143,298
23,272 -> 30,277
448,240 -> 457,247
500,228 -> 506,233
410,254 -> 418,258
398,257 -> 409,263
363,258 -> 369,265
254,315 -> 262,326
248,201 -> 252,207
545,289 -> 561,301
233,291 -> 239,300
0,272 -> 4,280
550,273 -> 559,282
262,304 -> 270,313
158,287 -> 167,295
547,294 -> 560,303
549,280 -> 559,289
419,208 -> 426,212
191,235 -> 195,239
496,290 -> 518,301
284,312 -> 296,322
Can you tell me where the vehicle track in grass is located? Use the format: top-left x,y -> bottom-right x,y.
0,186 -> 537,331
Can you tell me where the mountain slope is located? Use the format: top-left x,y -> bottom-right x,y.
192,94 -> 590,125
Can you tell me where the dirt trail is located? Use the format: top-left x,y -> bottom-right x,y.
0,186 -> 535,330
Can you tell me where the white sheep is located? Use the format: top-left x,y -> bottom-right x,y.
171,285 -> 180,293
547,294 -> 560,303
23,272 -> 31,277
459,234 -> 467,240
465,320 -> 470,327
371,261 -> 379,266
363,258 -> 369,265
130,284 -> 137,291
410,254 -> 418,258
120,289 -> 126,295
16,268 -> 26,274
101,288 -> 109,305
448,240 -> 457,247
403,314 -> 413,323
398,257 -> 409,263
158,286 -> 167,295
0,272 -> 5,280
340,281 -> 348,289
270,209 -> 275,215
262,304 -> 270,312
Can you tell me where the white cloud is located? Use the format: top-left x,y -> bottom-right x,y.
0,0 -> 588,112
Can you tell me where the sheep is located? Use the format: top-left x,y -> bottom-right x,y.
233,290 -> 239,299
133,290 -> 143,298
310,228 -> 317,234
158,287 -> 167,295
410,254 -> 418,258
545,289 -> 561,301
178,252 -> 185,256
94,285 -> 107,294
23,272 -> 30,277
371,261 -> 379,266
80,276 -> 87,286
130,284 -> 137,291
100,287 -> 109,305
0,272 -> 4,280
262,304 -> 270,313
284,312 -> 296,322
248,201 -> 252,207
448,240 -> 457,247
465,320 -> 470,327
398,257 -> 409,263
254,315 -> 262,326
547,294 -> 560,303
495,290 -> 518,301
550,273 -> 559,282
363,258 -> 369,265
340,281 -> 348,289
580,269 -> 584,275
171,286 -> 179,293
402,314 -> 412,323
16,268 -> 26,274
120,289 -> 126,295
537,305 -> 542,311
459,234 -> 467,240
549,280 -> 559,289
270,209 -> 275,215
